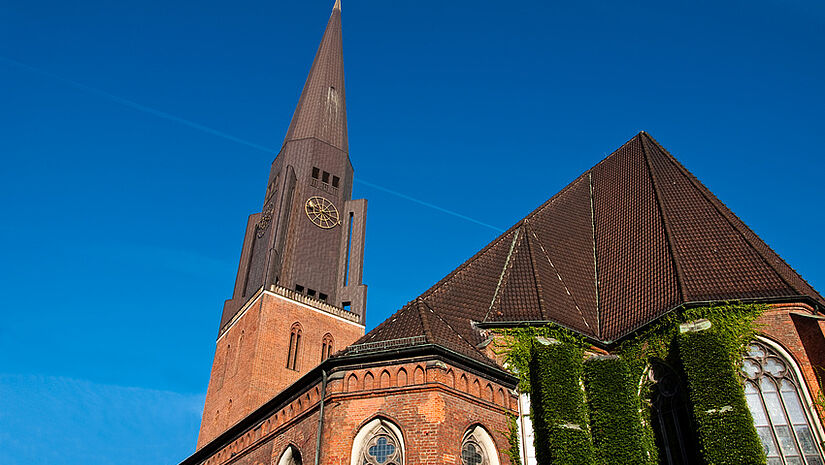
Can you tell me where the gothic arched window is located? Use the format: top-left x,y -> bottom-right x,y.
350,418 -> 404,465
277,445 -> 302,465
286,323 -> 302,370
322,333 -> 334,361
461,425 -> 500,465
742,341 -> 825,464
648,360 -> 701,465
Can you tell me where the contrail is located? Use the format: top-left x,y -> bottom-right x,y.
355,179 -> 504,232
0,56 -> 277,154
1,56 -> 504,233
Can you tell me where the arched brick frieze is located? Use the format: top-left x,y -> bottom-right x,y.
397,368 -> 408,387
446,369 -> 456,389
364,371 -> 375,390
460,374 -> 469,392
380,370 -> 391,388
414,366 -> 425,385
347,373 -> 359,392
496,388 -> 506,406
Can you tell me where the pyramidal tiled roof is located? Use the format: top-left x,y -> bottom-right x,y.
344,132 -> 824,364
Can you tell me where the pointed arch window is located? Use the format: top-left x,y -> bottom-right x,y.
286,323 -> 302,371
350,418 -> 404,465
649,360 -> 700,465
461,425 -> 500,465
277,445 -> 302,465
321,333 -> 334,361
742,341 -> 824,465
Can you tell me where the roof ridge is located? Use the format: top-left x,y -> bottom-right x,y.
587,172 -> 601,338
414,133 -> 646,307
642,132 -> 824,304
522,220 -> 547,321
639,135 -> 687,302
524,220 -> 595,334
415,298 -> 434,343
484,224 -> 524,322
421,300 -> 493,362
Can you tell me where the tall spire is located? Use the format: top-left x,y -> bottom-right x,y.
282,1 -> 348,152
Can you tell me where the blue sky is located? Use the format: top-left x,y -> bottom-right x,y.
1,1 -> 823,463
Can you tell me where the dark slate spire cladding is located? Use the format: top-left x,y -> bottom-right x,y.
346,132 -> 824,364
282,1 -> 347,153
219,0 -> 367,334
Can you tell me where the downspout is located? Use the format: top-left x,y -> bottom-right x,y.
314,369 -> 327,465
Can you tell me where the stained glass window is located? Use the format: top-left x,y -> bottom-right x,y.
359,425 -> 402,465
461,425 -> 499,465
462,440 -> 485,465
742,341 -> 824,465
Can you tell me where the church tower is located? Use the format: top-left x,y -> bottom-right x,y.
197,0 -> 367,447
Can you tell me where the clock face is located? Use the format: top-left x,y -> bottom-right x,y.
305,196 -> 340,229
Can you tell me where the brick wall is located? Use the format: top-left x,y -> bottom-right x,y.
198,291 -> 365,448
757,302 -> 825,418
195,357 -> 517,465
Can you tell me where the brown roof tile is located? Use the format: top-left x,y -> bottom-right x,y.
343,132 -> 824,361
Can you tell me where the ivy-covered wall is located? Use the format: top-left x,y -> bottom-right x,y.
529,339 -> 594,465
583,355 -> 650,465
679,324 -> 765,464
496,302 -> 769,465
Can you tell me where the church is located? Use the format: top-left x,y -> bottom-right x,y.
178,2 -> 825,465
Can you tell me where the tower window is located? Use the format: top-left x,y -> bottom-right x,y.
322,171 -> 330,184
307,288 -> 316,297
295,284 -> 305,293
321,333 -> 334,361
319,292 -> 328,302
332,176 -> 340,188
311,167 -> 320,179
286,323 -> 302,371
342,301 -> 351,311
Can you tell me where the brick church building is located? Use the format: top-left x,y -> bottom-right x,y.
178,2 -> 825,465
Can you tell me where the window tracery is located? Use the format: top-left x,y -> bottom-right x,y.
461,425 -> 499,465
351,418 -> 404,465
742,341 -> 824,465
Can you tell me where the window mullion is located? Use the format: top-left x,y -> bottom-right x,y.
758,383 -> 782,464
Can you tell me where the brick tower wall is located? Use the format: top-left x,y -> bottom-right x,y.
198,290 -> 365,448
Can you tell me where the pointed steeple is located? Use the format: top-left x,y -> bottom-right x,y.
282,1 -> 348,152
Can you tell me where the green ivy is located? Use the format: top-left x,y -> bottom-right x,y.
492,303 -> 767,465
679,325 -> 766,464
503,414 -> 522,465
583,356 -> 649,465
616,303 -> 766,464
618,303 -> 765,380
529,340 -> 595,465
494,325 -> 588,393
